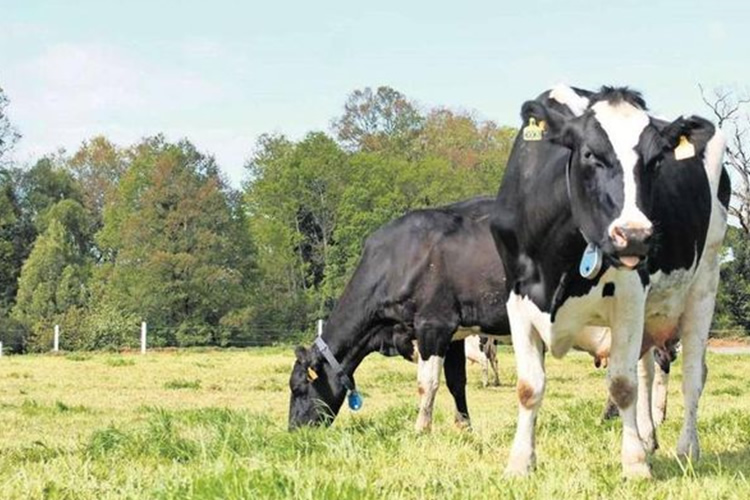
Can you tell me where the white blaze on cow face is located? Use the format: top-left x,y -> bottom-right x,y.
590,100 -> 653,244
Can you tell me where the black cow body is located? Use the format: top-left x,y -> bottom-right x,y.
289,197 -> 510,430
492,85 -> 729,478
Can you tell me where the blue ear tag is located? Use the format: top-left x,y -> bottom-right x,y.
579,242 -> 602,279
348,390 -> 363,411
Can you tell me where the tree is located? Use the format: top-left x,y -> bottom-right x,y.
331,86 -> 423,155
0,158 -> 85,318
97,136 -> 255,346
416,107 -> 516,190
246,132 -> 349,325
701,85 -> 750,335
714,227 -> 750,333
66,136 -> 127,230
0,86 -> 20,165
12,204 -> 91,351
700,85 -> 750,234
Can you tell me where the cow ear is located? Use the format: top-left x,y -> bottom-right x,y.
661,115 -> 716,159
294,345 -> 310,365
521,100 -> 581,149
639,121 -> 671,166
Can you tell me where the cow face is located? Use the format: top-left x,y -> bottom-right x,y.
288,345 -> 347,429
522,88 -> 714,270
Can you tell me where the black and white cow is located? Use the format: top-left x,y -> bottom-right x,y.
465,334 -> 501,387
491,85 -> 729,478
289,197 -> 510,431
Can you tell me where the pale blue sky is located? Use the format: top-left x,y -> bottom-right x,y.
1,0 -> 748,186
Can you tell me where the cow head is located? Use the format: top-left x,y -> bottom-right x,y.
522,86 -> 715,270
288,345 -> 348,429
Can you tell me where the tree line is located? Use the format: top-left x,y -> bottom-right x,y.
0,84 -> 748,353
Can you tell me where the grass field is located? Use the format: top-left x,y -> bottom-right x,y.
0,346 -> 749,499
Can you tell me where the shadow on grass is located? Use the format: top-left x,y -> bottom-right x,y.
652,447 -> 750,479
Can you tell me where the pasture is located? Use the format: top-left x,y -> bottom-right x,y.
0,347 -> 749,499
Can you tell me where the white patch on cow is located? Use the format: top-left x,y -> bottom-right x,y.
507,266 -> 652,477
415,354 -> 443,433
703,129 -> 729,253
505,291 -> 546,476
572,326 -> 611,361
591,100 -> 653,236
549,84 -> 590,116
652,361 -> 669,426
464,334 -> 484,363
637,348 -> 657,452
646,266 -> 696,340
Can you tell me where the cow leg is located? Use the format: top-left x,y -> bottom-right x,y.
487,342 -> 501,386
608,280 -> 650,479
651,362 -> 669,426
637,348 -> 658,453
480,354 -> 489,388
414,321 -> 453,433
676,267 -> 718,462
415,353 -> 443,432
505,293 -> 545,477
444,339 -> 471,429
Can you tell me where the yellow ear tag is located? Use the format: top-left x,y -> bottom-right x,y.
523,118 -> 545,142
674,135 -> 695,161
307,367 -> 318,382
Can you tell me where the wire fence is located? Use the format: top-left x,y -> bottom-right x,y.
0,321 -> 320,355
0,322 -> 747,356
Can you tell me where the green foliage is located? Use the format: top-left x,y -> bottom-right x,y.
246,92 -> 514,331
331,86 -> 423,154
163,378 -> 202,390
80,302 -> 140,351
0,85 -> 20,164
96,136 -> 255,347
714,227 -> 750,334
12,210 -> 91,351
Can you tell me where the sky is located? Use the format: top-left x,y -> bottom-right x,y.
1,0 -> 749,187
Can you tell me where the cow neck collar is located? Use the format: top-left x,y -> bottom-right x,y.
313,335 -> 356,392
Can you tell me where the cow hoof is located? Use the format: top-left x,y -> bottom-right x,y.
676,437 -> 701,463
414,420 -> 432,434
505,454 -> 535,478
623,462 -> 652,480
454,417 -> 472,431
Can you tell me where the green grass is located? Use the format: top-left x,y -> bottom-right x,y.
0,348 -> 749,499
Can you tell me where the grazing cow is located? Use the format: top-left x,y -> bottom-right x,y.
464,334 -> 501,387
491,85 -> 729,478
289,197 -> 510,431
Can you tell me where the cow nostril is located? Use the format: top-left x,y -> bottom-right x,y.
611,226 -> 628,248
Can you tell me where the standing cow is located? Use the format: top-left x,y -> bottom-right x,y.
492,85 -> 729,478
464,334 -> 501,387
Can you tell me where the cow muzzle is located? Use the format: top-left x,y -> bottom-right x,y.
609,222 -> 653,269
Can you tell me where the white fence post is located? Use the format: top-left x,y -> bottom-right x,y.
53,325 -> 60,352
317,319 -> 323,337
0,341 -> 3,358
141,321 -> 147,354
